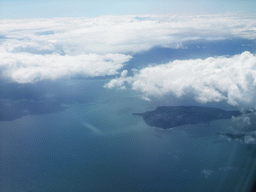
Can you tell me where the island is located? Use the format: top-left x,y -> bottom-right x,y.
133,106 -> 244,129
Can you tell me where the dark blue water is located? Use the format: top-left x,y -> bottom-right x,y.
1,86 -> 255,192
1,39 -> 256,191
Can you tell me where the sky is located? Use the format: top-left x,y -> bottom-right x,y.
1,1 -> 256,111
0,0 -> 256,19
2,2 -> 256,191
0,0 -> 256,191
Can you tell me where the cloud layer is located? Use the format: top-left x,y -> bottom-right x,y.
1,14 -> 256,54
105,51 -> 256,109
1,14 -> 256,83
0,49 -> 131,83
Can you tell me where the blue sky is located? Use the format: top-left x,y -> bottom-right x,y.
1,0 -> 256,19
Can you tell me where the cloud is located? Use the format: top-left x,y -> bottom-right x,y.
1,14 -> 256,83
202,167 -> 238,179
0,50 -> 131,83
202,169 -> 213,179
1,14 -> 256,54
244,135 -> 256,144
226,115 -> 256,133
105,51 -> 256,109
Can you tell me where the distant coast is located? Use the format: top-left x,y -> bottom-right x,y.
133,106 -> 243,129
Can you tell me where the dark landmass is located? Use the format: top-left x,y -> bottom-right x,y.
0,100 -> 67,121
133,106 -> 245,129
0,80 -> 92,122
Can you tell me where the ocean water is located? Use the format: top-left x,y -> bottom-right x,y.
1,79 -> 256,192
1,39 -> 256,192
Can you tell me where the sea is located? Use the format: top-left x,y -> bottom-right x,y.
1,38 -> 256,192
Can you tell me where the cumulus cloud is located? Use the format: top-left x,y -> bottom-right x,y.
1,13 -> 256,83
105,52 -> 256,109
0,50 -> 131,83
227,115 -> 256,133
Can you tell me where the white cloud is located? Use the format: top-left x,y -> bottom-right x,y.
243,117 -> 251,125
244,135 -> 256,144
1,13 -> 256,83
202,169 -> 213,179
0,50 -> 131,83
1,14 -> 256,55
105,52 -> 256,109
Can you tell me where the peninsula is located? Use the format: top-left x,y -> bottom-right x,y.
133,106 -> 244,129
